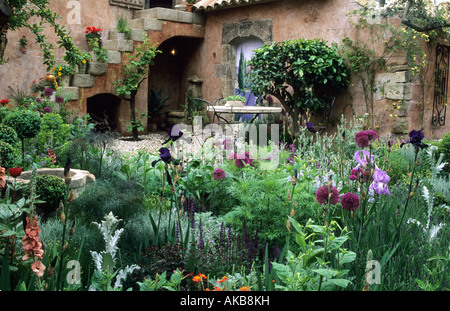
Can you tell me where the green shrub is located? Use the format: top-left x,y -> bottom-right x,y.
0,140 -> 16,168
387,150 -> 410,184
35,175 -> 67,213
36,113 -> 70,150
4,109 -> 41,140
0,124 -> 18,146
437,131 -> 450,174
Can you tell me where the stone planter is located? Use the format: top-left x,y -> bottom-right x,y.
117,32 -> 126,40
6,168 -> 96,199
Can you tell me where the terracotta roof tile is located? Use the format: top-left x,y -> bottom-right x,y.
193,0 -> 278,12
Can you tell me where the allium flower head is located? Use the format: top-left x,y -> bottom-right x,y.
8,167 -> 22,178
55,96 -> 64,104
355,130 -> 378,148
315,185 -> 340,205
43,106 -> 52,113
341,193 -> 361,211
213,168 -> 226,180
44,88 -> 54,97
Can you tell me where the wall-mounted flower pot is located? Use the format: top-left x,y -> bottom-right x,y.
20,47 -> 27,54
117,32 -> 126,40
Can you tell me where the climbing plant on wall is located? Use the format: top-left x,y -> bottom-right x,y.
114,38 -> 161,141
0,0 -> 82,71
340,1 -> 436,129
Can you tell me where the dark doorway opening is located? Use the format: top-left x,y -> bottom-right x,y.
147,0 -> 174,9
87,93 -> 121,132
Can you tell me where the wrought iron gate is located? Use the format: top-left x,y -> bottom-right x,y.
433,44 -> 449,126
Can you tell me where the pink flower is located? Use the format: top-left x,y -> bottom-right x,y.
22,215 -> 44,261
213,168 -> 226,180
31,261 -> 46,277
341,193 -> 361,211
315,185 -> 340,205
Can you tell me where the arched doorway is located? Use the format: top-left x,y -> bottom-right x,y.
148,36 -> 203,129
86,93 -> 121,132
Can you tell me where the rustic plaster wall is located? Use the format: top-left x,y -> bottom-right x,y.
194,0 -> 449,139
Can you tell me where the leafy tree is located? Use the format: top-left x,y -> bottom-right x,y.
247,39 -> 350,139
114,39 -> 161,141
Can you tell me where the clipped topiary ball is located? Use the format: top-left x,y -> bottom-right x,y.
35,175 -> 67,214
0,140 -> 16,168
0,124 -> 18,146
4,110 -> 41,140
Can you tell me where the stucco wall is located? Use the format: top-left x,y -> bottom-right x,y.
194,0 -> 449,139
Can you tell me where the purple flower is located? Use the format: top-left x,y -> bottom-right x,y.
43,106 -> 52,113
341,193 -> 361,211
158,147 -> 172,163
354,150 -> 374,168
402,128 -> 428,150
36,98 -> 42,103
213,168 -> 226,180
349,167 -> 367,182
365,130 -> 378,140
306,122 -> 317,133
355,131 -> 369,148
315,185 -> 340,205
163,125 -> 183,145
44,88 -> 54,97
55,96 -> 64,104
369,168 -> 391,195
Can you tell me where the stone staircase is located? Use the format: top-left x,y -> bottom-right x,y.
60,7 -> 205,101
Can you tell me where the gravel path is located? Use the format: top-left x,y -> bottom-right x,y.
109,132 -> 168,156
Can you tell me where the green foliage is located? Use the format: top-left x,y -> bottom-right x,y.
272,218 -> 355,291
4,110 -> 41,140
34,175 -> 67,213
0,140 -> 16,168
224,95 -> 246,103
36,112 -> 70,151
247,38 -> 349,135
387,150 -> 410,184
437,131 -> 450,174
0,124 -> 18,146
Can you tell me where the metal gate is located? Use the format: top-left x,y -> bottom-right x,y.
433,44 -> 449,126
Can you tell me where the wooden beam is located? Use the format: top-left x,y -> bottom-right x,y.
0,0 -> 12,18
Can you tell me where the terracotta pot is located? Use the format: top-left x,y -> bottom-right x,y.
20,47 -> 27,54
186,3 -> 193,12
148,114 -> 160,131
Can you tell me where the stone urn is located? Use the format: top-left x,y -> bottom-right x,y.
6,168 -> 96,199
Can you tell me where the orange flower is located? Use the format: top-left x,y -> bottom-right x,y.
192,275 -> 202,283
239,286 -> 250,291
217,276 -> 228,283
199,273 -> 207,279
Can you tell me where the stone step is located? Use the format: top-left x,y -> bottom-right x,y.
102,39 -> 134,52
128,18 -> 163,31
58,87 -> 79,101
134,7 -> 205,25
89,62 -> 108,76
107,51 -> 122,64
72,74 -> 95,88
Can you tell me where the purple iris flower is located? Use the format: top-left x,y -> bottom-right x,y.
163,125 -> 183,145
369,168 -> 391,195
306,122 -> 317,133
354,150 -> 374,168
402,128 -> 428,150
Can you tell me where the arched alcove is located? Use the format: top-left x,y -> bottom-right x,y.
149,36 -> 203,113
86,93 -> 121,132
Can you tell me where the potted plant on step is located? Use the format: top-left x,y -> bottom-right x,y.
116,14 -> 131,40
19,36 -> 27,54
85,26 -> 103,50
148,89 -> 171,131
54,63 -> 76,87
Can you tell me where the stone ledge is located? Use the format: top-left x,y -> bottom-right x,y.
58,87 -> 79,101
89,62 -> 108,76
72,74 -> 95,88
102,39 -> 134,52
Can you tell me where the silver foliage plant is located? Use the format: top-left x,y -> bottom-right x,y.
89,212 -> 140,291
